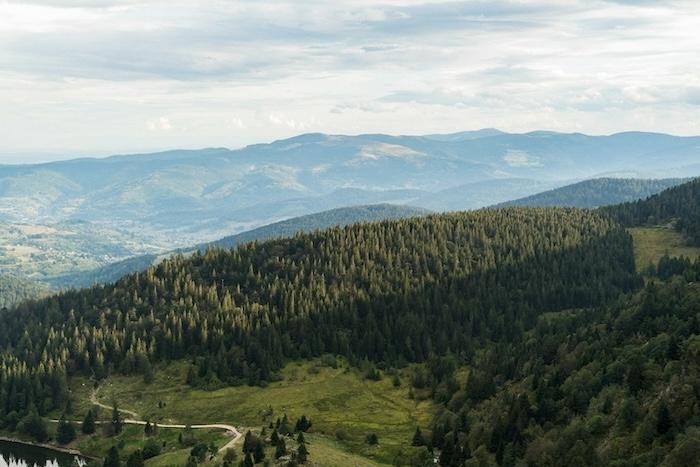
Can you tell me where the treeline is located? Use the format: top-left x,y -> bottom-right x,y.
0,208 -> 639,425
415,255 -> 700,467
603,178 -> 700,244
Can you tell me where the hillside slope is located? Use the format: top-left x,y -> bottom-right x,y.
603,178 -> 700,245
428,262 -> 700,467
0,206 -> 637,398
415,178 -> 700,467
0,274 -> 48,309
497,177 -> 687,209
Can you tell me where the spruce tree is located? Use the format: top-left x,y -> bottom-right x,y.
412,427 -> 425,446
242,430 -> 254,453
275,438 -> 287,459
297,442 -> 309,464
57,414 -> 77,445
111,403 -> 123,434
82,409 -> 96,435
657,402 -> 673,436
103,446 -> 121,467
253,440 -> 266,463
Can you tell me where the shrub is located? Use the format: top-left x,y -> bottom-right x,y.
142,438 -> 162,459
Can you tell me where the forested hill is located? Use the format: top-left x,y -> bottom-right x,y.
53,204 -> 428,289
430,250 -> 700,467
0,274 -> 48,310
496,177 -> 687,209
0,208 -> 638,418
603,178 -> 700,245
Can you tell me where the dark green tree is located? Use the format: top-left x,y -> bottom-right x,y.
57,414 -> 77,445
103,446 -> 121,467
297,442 -> 309,464
253,440 -> 266,463
82,409 -> 96,435
275,438 -> 287,459
126,450 -> 144,467
111,403 -> 122,434
412,427 -> 425,446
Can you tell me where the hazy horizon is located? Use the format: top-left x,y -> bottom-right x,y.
2,127 -> 699,165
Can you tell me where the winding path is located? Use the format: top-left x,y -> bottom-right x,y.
55,387 -> 242,454
90,386 -> 139,418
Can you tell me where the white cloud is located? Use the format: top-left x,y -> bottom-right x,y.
0,0 -> 699,157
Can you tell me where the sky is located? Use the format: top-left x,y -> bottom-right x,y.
1,0 -> 700,162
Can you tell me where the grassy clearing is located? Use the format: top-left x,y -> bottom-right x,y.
303,435 -> 384,467
629,226 -> 700,271
71,359 -> 435,466
73,424 -> 227,465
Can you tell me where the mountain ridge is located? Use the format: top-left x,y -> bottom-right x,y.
496,177 -> 690,209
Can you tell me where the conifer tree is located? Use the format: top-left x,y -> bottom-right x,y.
103,446 -> 121,467
57,414 -> 77,445
297,442 -> 309,464
253,441 -> 266,463
275,438 -> 287,459
82,409 -> 96,434
111,403 -> 123,434
126,450 -> 144,467
412,427 -> 425,446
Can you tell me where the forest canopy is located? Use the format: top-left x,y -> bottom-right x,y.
0,208 -> 638,418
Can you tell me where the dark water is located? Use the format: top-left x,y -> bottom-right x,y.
0,440 -> 83,467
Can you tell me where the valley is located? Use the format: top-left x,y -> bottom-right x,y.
0,220 -> 167,284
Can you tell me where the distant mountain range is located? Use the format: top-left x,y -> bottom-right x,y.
496,177 -> 689,209
2,130 -> 699,249
54,204 -> 428,289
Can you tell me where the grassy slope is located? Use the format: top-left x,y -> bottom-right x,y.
70,360 -> 435,466
629,226 -> 700,271
78,424 -> 228,466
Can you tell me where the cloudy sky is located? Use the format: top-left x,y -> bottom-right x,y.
1,0 -> 699,162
